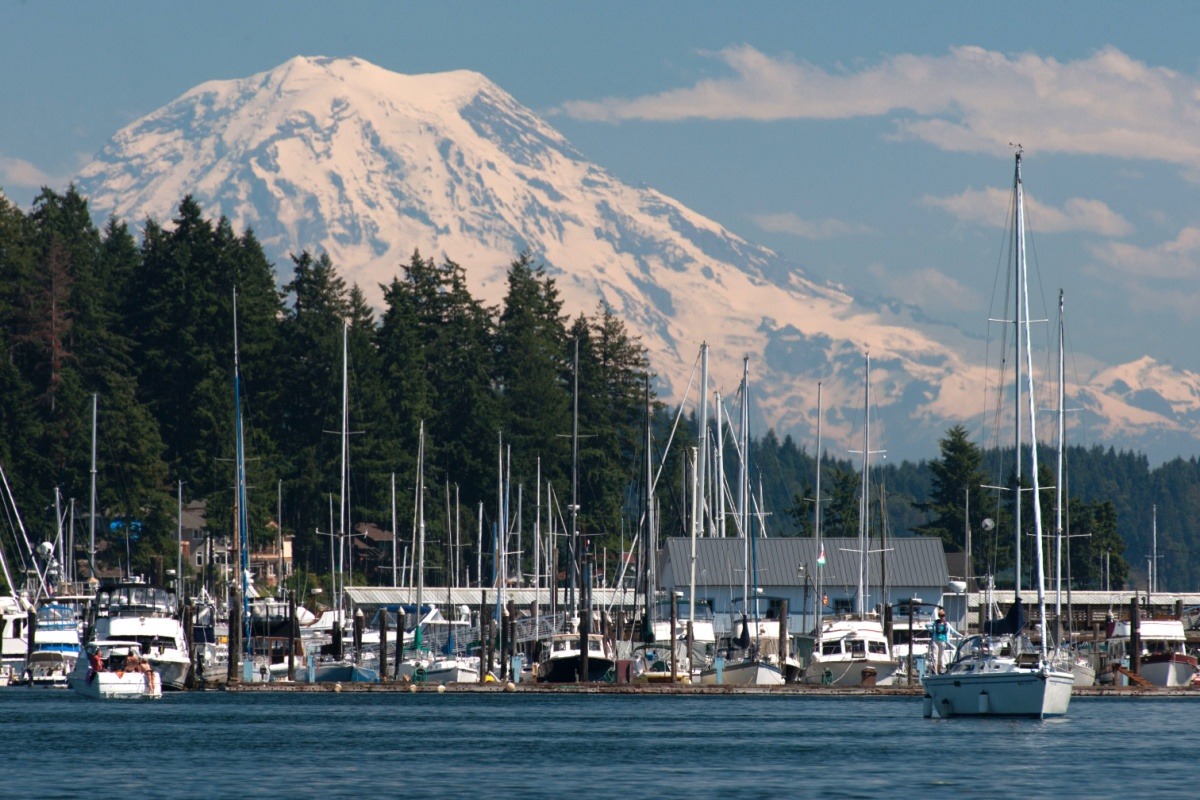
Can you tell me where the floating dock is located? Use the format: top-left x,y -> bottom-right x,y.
217,681 -> 1200,697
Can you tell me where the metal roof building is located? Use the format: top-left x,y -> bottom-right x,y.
659,536 -> 952,629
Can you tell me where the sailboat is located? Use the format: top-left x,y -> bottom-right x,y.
698,358 -> 783,686
801,355 -> 898,687
1050,291 -> 1096,687
923,151 -> 1074,718
536,340 -> 616,683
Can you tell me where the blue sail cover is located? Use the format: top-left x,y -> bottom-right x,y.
984,598 -> 1026,636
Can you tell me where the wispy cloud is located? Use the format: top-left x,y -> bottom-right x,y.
924,187 -> 1132,236
560,45 -> 1200,165
868,264 -> 980,312
1089,227 -> 1200,280
751,212 -> 871,239
0,156 -> 56,188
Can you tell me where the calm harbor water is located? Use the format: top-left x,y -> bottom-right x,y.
1,689 -> 1193,799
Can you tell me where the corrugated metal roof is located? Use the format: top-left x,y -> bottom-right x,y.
660,536 -> 949,591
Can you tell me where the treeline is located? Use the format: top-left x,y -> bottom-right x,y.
1,187 -> 1196,595
0,189 -> 652,590
742,425 -> 1200,592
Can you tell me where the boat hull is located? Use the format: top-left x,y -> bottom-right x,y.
68,669 -> 162,699
538,655 -> 615,683
803,658 -> 899,687
1141,653 -> 1199,687
149,654 -> 192,691
924,669 -> 1073,718
698,658 -> 784,686
423,660 -> 480,684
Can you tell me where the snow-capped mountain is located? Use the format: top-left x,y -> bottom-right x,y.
75,56 -> 1200,463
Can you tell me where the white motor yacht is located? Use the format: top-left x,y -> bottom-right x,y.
87,579 -> 191,690
68,640 -> 162,699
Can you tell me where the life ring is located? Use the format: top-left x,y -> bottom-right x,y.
822,668 -> 835,685
413,666 -> 427,683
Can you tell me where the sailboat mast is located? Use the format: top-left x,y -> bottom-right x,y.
697,343 -> 709,538
233,289 -> 251,652
89,393 -> 97,578
534,457 -> 541,635
1055,290 -> 1065,626
338,320 -> 348,622
739,358 -> 749,613
858,355 -> 870,616
815,381 -> 823,637
570,339 -> 580,617
391,473 -> 397,588
643,376 -> 654,636
1016,152 -> 1050,658
715,392 -> 725,538
416,421 -> 425,644
1013,159 -> 1024,599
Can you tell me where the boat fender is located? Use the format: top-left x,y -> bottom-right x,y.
922,694 -> 933,718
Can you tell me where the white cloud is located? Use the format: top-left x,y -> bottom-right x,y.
924,186 -> 1132,236
0,156 -> 56,188
560,44 -> 1200,166
868,263 -> 979,312
1089,227 -> 1200,280
751,212 -> 871,239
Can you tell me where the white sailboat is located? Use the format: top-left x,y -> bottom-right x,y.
923,151 -> 1074,718
802,355 -> 898,687
698,358 -> 783,686
1051,291 -> 1096,687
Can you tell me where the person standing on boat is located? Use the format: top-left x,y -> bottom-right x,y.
928,609 -> 961,675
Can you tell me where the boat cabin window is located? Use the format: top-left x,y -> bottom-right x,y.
868,641 -> 888,656
849,640 -> 866,658
587,639 -> 602,653
821,641 -> 842,656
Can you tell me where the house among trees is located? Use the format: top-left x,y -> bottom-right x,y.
181,500 -> 231,591
353,521 -> 394,581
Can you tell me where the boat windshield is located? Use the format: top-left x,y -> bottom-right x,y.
36,604 -> 77,628
98,585 -> 178,617
953,634 -> 1037,662
654,600 -> 714,620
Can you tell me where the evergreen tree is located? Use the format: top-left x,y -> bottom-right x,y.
914,425 -> 989,563
495,252 -> 571,494
277,250 -> 350,567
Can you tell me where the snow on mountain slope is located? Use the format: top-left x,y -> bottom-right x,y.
75,56 -> 1200,462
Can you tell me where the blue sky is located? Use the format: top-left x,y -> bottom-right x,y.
5,1 -> 1200,391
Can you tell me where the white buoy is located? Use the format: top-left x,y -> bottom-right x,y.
333,682 -> 343,693
978,691 -> 989,714
504,681 -> 516,692
437,683 -> 446,694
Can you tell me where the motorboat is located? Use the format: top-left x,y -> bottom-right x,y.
86,578 -> 191,690
24,602 -> 82,687
801,615 -> 899,686
1106,618 -> 1198,687
68,640 -> 162,699
631,640 -> 691,684
536,631 -> 616,683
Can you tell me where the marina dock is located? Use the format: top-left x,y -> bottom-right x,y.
218,680 -> 1200,697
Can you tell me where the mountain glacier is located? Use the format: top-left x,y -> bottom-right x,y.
74,55 -> 1200,463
